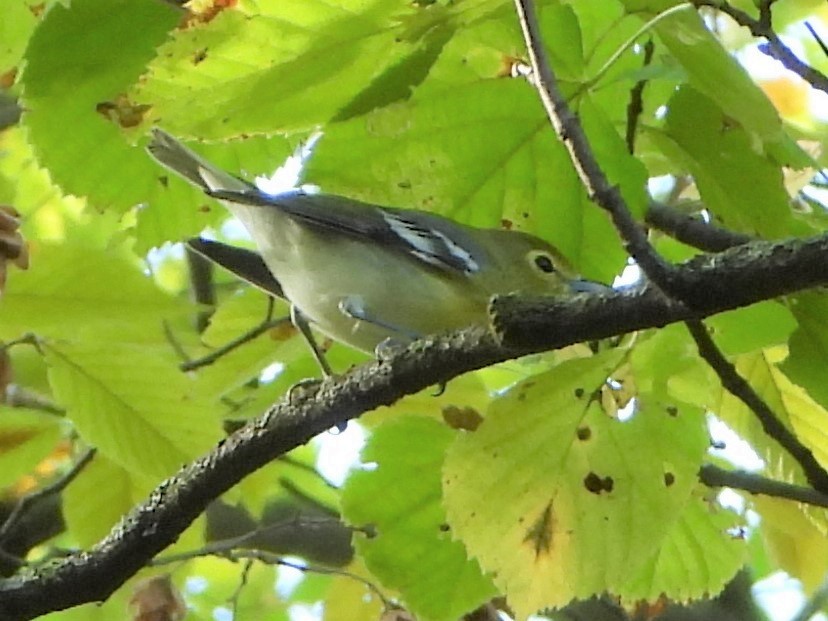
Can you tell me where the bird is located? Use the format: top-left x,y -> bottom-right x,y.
147,129 -> 604,368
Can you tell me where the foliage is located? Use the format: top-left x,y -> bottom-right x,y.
1,0 -> 827,620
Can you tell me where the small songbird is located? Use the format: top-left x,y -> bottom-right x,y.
148,129 -> 603,364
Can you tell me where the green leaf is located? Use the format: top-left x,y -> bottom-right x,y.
20,0 -> 179,213
131,0 -> 434,138
63,453 -> 141,546
0,1 -> 45,74
630,324 -> 716,407
0,407 -> 62,488
707,302 -> 797,356
342,416 -> 496,621
754,495 -> 828,592
624,493 -> 746,602
0,243 -> 188,343
655,86 -> 797,237
308,79 -> 625,282
648,6 -> 802,158
781,293 -> 828,412
443,351 -> 724,617
715,349 -> 828,482
46,341 -> 223,481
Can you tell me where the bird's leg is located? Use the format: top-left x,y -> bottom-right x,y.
290,304 -> 333,377
338,296 -> 447,394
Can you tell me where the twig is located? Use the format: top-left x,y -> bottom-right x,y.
513,0 -> 680,296
699,464 -> 828,509
692,0 -> 828,94
180,301 -> 289,372
3,385 -> 65,416
804,22 -> 828,59
154,531 -> 392,610
276,455 -> 340,490
227,551 -> 393,610
625,38 -> 655,154
162,321 -> 191,366
687,321 -> 828,493
228,558 -> 252,618
0,334 -> 41,354
0,448 -> 96,545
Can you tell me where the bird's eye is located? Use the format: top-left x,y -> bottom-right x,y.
533,253 -> 556,274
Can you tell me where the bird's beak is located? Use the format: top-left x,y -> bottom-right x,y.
568,278 -> 612,294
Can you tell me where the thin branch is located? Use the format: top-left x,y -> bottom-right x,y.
276,455 -> 340,490
625,38 -> 655,154
687,322 -> 828,493
181,302 -> 288,372
693,0 -> 828,94
513,0 -> 680,296
155,534 -> 392,610
229,551 -> 393,610
804,22 -> 828,59
3,385 -> 64,416
699,464 -> 828,509
0,449 -> 96,545
228,559 -> 252,618
154,517 -> 350,566
0,334 -> 41,354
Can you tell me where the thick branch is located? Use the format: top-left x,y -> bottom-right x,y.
492,233 -> 828,347
1,234 -> 827,619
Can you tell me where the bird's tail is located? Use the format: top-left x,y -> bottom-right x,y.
147,128 -> 253,194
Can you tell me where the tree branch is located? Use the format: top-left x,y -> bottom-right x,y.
688,321 -> 828,493
493,222 -> 828,348
0,449 -> 96,549
645,202 -> 753,252
1,232 -> 827,619
513,0 -> 680,296
692,0 -> 828,94
699,464 -> 828,509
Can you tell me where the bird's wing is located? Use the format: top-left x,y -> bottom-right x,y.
208,189 -> 483,275
148,128 -> 483,275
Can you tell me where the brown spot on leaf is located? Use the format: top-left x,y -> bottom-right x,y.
666,405 -> 678,417
193,48 -> 208,64
664,472 -> 675,487
584,472 -> 614,494
0,68 -> 17,89
129,575 -> 186,621
269,321 -> 298,342
576,426 -> 591,441
523,502 -> 554,558
95,94 -> 151,128
442,405 -> 483,431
